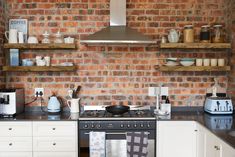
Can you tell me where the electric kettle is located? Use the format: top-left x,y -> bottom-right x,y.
47,95 -> 62,113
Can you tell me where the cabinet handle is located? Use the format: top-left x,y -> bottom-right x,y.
214,145 -> 220,150
9,143 -> 12,146
8,128 -> 12,130
53,143 -> 56,146
194,130 -> 198,132
52,128 -> 56,130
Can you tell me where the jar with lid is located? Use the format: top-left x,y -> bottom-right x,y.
200,25 -> 210,43
54,31 -> 63,44
183,25 -> 194,43
212,25 -> 224,43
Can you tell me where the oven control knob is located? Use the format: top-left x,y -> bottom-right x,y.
120,124 -> 124,128
147,124 -> 151,128
127,124 -> 130,128
140,124 -> 144,128
97,124 -> 101,128
84,124 -> 89,128
134,124 -> 137,128
91,124 -> 95,128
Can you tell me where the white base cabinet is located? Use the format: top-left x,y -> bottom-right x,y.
157,121 -> 235,157
0,152 -> 32,157
157,121 -> 197,157
33,152 -> 77,157
0,121 -> 78,157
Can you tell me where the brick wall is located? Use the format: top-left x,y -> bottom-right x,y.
5,0 -> 230,108
0,0 -> 7,88
227,0 -> 235,102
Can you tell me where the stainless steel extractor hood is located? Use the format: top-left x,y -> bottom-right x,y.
80,0 -> 156,44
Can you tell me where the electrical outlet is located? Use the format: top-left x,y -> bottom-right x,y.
35,88 -> 44,97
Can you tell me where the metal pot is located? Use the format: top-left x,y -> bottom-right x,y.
105,105 -> 130,115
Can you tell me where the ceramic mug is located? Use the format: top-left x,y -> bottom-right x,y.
210,59 -> 217,66
196,59 -> 203,66
5,29 -> 18,43
67,98 -> 80,113
28,36 -> 38,43
203,59 -> 210,66
218,59 -> 225,66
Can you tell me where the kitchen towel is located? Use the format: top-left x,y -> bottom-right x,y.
89,131 -> 106,157
127,132 -> 149,157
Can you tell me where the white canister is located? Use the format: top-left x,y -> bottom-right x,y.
196,59 -> 203,66
203,59 -> 210,66
210,59 -> 217,66
218,59 -> 225,66
44,56 -> 50,66
18,32 -> 24,43
5,29 -> 18,43
67,98 -> 80,113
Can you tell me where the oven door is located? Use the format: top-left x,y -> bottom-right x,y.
79,130 -> 155,157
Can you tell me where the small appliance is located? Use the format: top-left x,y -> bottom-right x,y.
47,95 -> 62,113
204,97 -> 233,114
0,88 -> 24,117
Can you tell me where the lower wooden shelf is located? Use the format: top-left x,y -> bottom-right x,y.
2,66 -> 76,72
155,65 -> 231,72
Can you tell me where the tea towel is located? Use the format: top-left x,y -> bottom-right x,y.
89,131 -> 106,157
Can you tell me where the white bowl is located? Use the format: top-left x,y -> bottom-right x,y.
180,60 -> 194,66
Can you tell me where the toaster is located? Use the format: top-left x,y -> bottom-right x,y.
204,97 -> 233,114
0,88 -> 25,117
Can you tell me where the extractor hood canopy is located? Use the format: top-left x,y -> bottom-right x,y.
80,0 -> 156,44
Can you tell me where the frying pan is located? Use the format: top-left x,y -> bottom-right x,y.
105,105 -> 130,115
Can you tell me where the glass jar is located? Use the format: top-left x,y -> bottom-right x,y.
212,25 -> 224,43
54,31 -> 63,44
200,25 -> 210,43
42,31 -> 50,44
183,25 -> 194,43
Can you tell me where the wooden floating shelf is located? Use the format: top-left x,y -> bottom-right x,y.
2,66 -> 76,72
160,43 -> 231,49
155,66 -> 231,72
3,43 -> 77,49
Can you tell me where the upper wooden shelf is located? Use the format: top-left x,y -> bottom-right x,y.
160,43 -> 231,49
3,43 -> 77,49
2,66 -> 76,72
155,65 -> 231,72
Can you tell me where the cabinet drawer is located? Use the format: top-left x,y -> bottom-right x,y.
0,122 -> 32,136
0,137 -> 32,152
33,121 -> 76,136
33,137 -> 76,152
33,152 -> 77,157
0,152 -> 32,157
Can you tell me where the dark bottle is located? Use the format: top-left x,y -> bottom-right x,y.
166,97 -> 170,103
200,25 -> 211,43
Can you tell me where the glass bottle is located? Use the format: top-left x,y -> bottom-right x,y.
183,25 -> 194,43
200,25 -> 210,43
212,25 -> 224,43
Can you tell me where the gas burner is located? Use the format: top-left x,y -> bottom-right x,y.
86,110 -> 101,117
135,110 -> 145,115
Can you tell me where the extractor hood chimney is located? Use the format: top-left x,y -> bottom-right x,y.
80,0 -> 156,44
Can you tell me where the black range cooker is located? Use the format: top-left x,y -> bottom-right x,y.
79,109 -> 156,157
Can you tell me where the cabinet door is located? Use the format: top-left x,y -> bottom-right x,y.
157,121 -> 197,157
33,137 -> 76,152
33,121 -> 76,137
0,122 -> 32,137
0,152 -> 32,157
196,124 -> 206,157
33,152 -> 77,157
205,130 -> 220,157
220,139 -> 235,157
0,137 -> 32,152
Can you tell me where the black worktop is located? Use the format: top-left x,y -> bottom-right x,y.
0,111 -> 234,149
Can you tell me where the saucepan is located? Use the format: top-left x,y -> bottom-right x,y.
105,105 -> 130,115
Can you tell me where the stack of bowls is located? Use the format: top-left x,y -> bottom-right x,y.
180,58 -> 195,66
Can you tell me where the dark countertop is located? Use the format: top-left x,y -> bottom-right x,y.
0,111 -> 234,149
157,111 -> 235,149
0,112 -> 79,121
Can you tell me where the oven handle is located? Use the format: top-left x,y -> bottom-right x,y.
84,132 -> 150,135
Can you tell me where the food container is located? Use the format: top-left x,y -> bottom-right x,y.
183,25 -> 194,43
200,25 -> 211,43
212,25 -> 224,43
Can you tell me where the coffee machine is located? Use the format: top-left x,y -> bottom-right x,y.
0,89 -> 24,117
